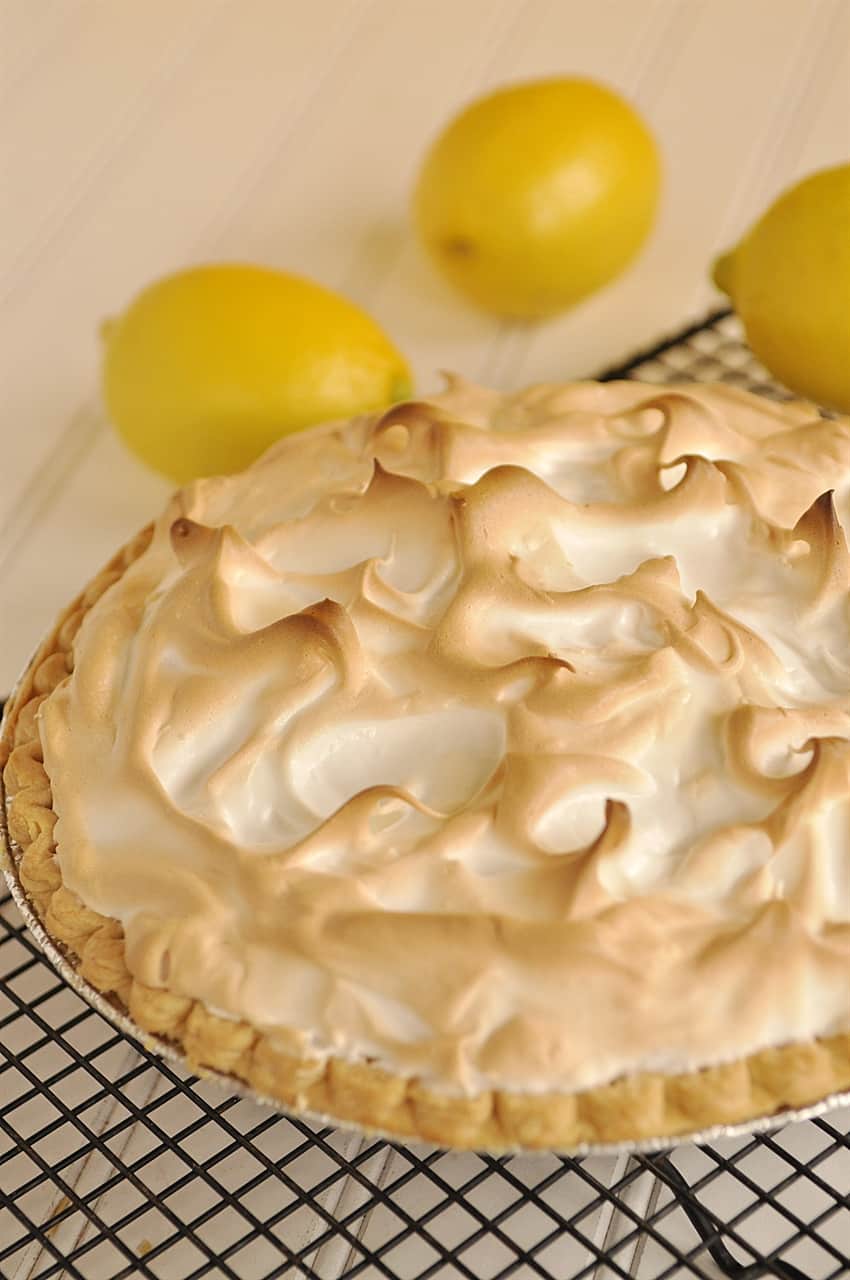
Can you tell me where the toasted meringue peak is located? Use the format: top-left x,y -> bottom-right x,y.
39,381 -> 850,1095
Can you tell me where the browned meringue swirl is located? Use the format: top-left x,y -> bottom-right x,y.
40,379 -> 850,1094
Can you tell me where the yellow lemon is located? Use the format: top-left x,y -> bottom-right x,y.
413,77 -> 660,319
102,264 -> 412,481
713,164 -> 850,413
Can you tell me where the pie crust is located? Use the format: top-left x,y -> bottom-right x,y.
4,526 -> 850,1152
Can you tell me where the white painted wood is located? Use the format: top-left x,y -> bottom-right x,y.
2,0 -> 847,705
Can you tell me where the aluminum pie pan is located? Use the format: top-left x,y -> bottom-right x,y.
2,723 -> 849,1160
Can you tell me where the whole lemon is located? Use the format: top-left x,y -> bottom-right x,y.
413,77 -> 660,319
713,164 -> 850,412
102,264 -> 412,481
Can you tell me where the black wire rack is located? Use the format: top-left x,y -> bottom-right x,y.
2,309 -> 850,1280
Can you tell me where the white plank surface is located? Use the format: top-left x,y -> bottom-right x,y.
1,0 -> 849,691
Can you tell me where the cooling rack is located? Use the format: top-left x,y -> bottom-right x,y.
2,308 -> 849,1280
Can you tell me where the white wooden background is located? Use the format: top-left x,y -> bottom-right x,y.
0,0 -> 848,692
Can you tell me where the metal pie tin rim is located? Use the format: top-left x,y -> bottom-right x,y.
2,652 -> 849,1159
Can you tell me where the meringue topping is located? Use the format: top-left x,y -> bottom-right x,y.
40,380 -> 850,1094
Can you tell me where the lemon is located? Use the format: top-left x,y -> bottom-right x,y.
413,77 -> 660,319
713,164 -> 850,413
102,264 -> 412,481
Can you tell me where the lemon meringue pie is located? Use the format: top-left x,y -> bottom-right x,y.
3,378 -> 850,1150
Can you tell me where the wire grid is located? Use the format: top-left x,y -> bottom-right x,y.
2,309 -> 850,1280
